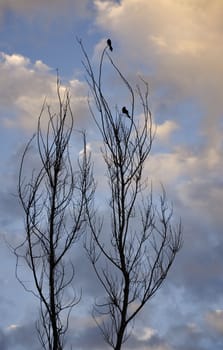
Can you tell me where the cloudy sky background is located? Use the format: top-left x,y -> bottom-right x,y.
0,0 -> 223,349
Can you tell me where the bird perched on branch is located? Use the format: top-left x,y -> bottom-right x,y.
107,38 -> 113,51
122,106 -> 131,118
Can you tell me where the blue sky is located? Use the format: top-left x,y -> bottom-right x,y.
0,1 -> 223,349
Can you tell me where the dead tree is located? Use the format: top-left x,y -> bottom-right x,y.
15,76 -> 92,350
79,39 -> 183,350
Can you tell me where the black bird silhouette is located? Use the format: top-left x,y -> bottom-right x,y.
107,38 -> 113,51
122,106 -> 131,118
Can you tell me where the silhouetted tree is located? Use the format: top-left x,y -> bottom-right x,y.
15,75 -> 93,350
79,39 -> 182,350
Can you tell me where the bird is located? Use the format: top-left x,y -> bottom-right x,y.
122,106 -> 131,118
107,38 -> 113,51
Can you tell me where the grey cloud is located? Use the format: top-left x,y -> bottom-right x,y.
2,127 -> 222,350
164,211 -> 223,303
4,322 -> 40,350
67,321 -> 109,350
166,321 -> 223,350
0,321 -> 41,350
0,142 -> 38,231
0,329 -> 7,350
6,321 -> 105,350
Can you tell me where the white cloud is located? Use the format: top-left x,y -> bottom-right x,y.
133,326 -> 156,341
79,142 -> 92,157
0,52 -> 89,131
34,60 -> 51,72
145,148 -> 189,186
5,324 -> 19,331
156,120 -> 179,142
1,53 -> 30,67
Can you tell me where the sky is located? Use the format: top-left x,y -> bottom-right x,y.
0,0 -> 223,349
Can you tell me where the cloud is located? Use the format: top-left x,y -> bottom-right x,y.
206,310 -> 223,334
2,321 -> 40,350
67,315 -> 108,349
156,120 -> 179,142
126,324 -> 171,350
132,326 -> 157,342
91,1 -> 223,227
0,52 -> 90,131
94,0 -> 223,146
166,316 -> 223,350
0,2 -> 223,349
0,329 -> 7,350
166,322 -> 207,350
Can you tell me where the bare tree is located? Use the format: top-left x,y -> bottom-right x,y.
15,76 -> 92,350
79,39 -> 183,350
